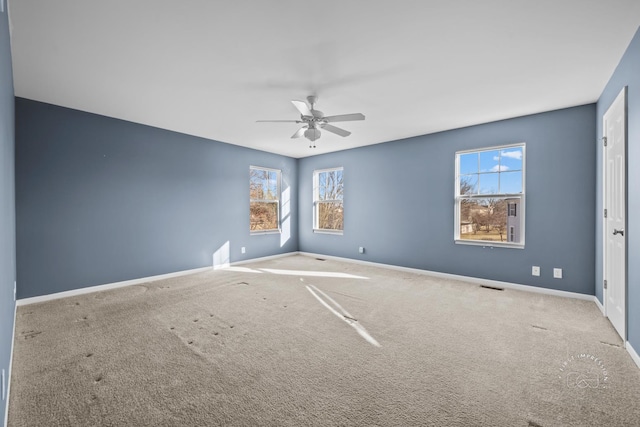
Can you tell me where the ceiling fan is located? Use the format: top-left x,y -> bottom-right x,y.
257,96 -> 365,148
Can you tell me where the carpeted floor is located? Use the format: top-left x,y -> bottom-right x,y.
8,255 -> 640,426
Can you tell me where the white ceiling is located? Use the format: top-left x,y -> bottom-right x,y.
8,1 -> 640,158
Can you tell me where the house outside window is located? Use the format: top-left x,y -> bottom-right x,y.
250,166 -> 280,233
313,167 -> 343,233
455,143 -> 525,248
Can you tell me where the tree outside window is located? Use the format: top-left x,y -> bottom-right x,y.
313,168 -> 343,233
250,167 -> 280,232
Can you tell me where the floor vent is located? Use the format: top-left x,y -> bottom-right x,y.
480,285 -> 504,291
316,258 -> 326,261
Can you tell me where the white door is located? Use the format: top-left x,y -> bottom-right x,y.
603,87 -> 626,341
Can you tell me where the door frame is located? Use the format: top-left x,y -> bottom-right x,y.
602,86 -> 627,342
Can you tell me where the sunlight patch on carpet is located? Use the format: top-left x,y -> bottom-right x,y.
261,268 -> 369,279
306,284 -> 381,347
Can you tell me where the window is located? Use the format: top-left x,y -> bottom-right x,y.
455,144 -> 525,247
313,168 -> 344,233
250,166 -> 280,233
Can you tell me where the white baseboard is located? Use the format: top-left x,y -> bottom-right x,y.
16,252 -> 298,306
4,302 -> 16,427
594,296 -> 605,315
21,250 -> 597,307
297,252 -> 595,302
627,341 -> 640,370
17,266 -> 212,306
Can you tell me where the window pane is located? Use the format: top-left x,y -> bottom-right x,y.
459,198 -> 509,242
500,171 -> 523,194
318,170 -> 343,201
317,201 -> 343,230
499,147 -> 523,171
318,172 -> 328,200
250,169 -> 278,200
459,153 -> 478,175
479,173 -> 499,194
460,198 -> 478,229
459,174 -> 478,195
250,202 -> 278,231
250,169 -> 265,199
265,171 -> 278,200
479,150 -> 501,173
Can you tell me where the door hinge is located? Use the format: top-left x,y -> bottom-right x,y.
603,136 -> 608,147
604,280 -> 608,290
604,209 -> 607,218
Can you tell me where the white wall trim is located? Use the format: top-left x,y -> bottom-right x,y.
298,252 -> 596,302
17,250 -> 601,308
627,341 -> 640,370
594,296 -> 605,315
16,252 -> 298,306
17,266 -> 212,306
4,302 -> 16,427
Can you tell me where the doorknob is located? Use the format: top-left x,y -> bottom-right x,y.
613,229 -> 624,236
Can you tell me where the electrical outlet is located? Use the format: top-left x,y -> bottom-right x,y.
532,266 -> 540,277
241,247 -> 246,254
359,247 -> 365,254
554,268 -> 563,279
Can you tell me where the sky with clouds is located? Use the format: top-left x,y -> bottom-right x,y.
459,147 -> 523,194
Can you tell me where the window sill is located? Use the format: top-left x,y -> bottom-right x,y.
250,230 -> 281,235
313,229 -> 343,236
455,239 -> 524,249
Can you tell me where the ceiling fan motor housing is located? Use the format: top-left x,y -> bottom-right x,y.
310,109 -> 324,119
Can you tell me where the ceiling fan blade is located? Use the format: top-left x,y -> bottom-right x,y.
291,126 -> 307,139
321,123 -> 351,137
323,113 -> 365,123
291,100 -> 312,117
256,120 -> 301,123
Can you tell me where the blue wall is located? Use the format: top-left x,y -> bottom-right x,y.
0,6 -> 16,424
596,26 -> 640,349
15,99 -> 298,299
299,105 -> 596,295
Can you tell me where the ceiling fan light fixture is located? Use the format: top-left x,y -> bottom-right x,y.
304,128 -> 321,142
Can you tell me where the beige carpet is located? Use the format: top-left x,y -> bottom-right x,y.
8,255 -> 640,426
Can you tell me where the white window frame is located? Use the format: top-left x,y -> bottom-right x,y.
454,143 -> 526,249
249,166 -> 281,234
313,167 -> 344,235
